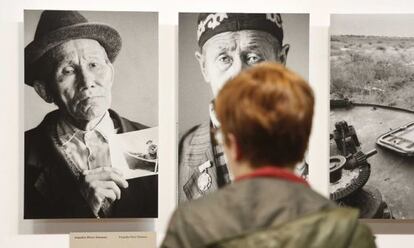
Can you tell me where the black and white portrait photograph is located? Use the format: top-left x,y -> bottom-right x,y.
24,10 -> 158,219
330,14 -> 414,219
178,13 -> 309,202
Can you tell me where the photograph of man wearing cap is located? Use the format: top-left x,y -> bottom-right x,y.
24,10 -> 158,219
178,13 -> 309,202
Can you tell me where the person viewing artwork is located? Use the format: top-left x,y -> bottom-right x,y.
178,13 -> 309,202
24,10 -> 158,219
163,63 -> 376,248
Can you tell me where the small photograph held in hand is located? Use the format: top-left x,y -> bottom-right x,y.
112,127 -> 159,179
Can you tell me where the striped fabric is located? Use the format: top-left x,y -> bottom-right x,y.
179,121 -> 231,202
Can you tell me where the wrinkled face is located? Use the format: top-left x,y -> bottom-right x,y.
49,39 -> 114,121
196,30 -> 289,97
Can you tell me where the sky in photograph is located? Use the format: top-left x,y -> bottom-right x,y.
331,14 -> 414,37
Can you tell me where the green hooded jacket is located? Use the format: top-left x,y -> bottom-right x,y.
162,177 -> 376,248
208,208 -> 376,248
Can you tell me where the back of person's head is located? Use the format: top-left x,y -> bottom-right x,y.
215,62 -> 314,168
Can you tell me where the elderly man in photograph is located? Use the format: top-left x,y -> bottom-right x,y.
24,10 -> 157,218
163,63 -> 376,248
179,13 -> 291,202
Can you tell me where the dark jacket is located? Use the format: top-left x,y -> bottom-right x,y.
162,177 -> 376,248
24,109 -> 158,219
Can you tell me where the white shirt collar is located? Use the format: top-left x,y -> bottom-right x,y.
57,111 -> 115,145
94,111 -> 115,140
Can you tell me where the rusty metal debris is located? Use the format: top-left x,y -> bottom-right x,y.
377,121 -> 414,156
330,120 -> 393,218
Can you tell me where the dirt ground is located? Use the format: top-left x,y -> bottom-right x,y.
330,35 -> 414,111
330,107 -> 414,219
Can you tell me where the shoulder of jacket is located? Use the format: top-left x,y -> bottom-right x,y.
348,221 -> 377,248
25,111 -> 60,169
181,122 -> 209,142
108,109 -> 149,132
179,122 -> 210,152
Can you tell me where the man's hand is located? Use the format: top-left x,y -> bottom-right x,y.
80,167 -> 129,217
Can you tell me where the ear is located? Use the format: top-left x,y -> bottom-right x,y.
278,44 -> 290,65
195,50 -> 209,83
226,133 -> 243,162
33,80 -> 53,103
108,62 -> 115,84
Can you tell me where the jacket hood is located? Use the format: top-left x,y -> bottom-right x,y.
208,208 -> 376,248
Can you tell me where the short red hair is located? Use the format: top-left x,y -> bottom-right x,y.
215,62 -> 314,167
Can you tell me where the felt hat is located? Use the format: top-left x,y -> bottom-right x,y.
197,13 -> 284,49
25,10 -> 122,86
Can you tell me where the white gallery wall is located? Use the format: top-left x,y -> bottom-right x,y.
1,0 -> 414,247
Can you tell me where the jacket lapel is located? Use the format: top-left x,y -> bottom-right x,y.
189,122 -> 214,165
187,122 -> 219,193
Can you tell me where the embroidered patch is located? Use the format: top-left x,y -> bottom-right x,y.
266,13 -> 283,28
197,13 -> 229,40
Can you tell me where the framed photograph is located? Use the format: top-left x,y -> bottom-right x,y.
24,10 -> 159,219
330,14 -> 414,219
178,12 -> 310,202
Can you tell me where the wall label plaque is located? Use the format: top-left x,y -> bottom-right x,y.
70,232 -> 156,248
